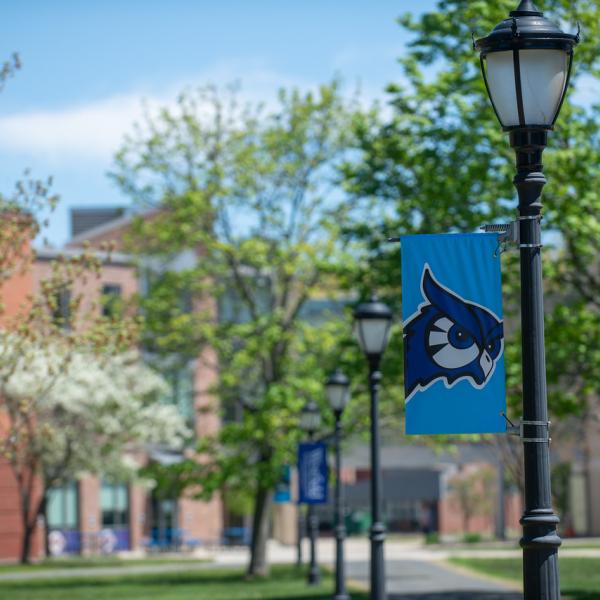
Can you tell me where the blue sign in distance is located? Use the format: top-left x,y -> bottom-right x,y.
297,442 -> 328,504
273,465 -> 291,503
401,233 -> 506,435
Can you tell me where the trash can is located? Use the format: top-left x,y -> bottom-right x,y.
345,510 -> 371,535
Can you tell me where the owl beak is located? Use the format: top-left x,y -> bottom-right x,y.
480,350 -> 493,379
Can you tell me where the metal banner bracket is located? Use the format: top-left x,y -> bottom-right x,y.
481,221 -> 519,256
481,216 -> 543,256
502,412 -> 551,443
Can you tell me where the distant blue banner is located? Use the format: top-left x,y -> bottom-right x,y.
401,233 -> 506,434
298,442 -> 328,504
273,465 -> 291,503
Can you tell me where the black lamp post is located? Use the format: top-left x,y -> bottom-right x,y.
475,3 -> 578,599
300,399 -> 322,586
296,505 -> 304,568
353,296 -> 393,600
326,370 -> 351,600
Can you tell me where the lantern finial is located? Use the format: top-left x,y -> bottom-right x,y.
510,1 -> 542,16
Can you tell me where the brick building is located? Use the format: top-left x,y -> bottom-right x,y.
0,209 -> 223,562
306,442 -> 523,539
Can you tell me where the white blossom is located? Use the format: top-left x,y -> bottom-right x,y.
0,332 -> 190,483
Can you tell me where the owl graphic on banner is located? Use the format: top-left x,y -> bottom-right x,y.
401,233 -> 507,435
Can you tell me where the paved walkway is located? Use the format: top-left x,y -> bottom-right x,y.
348,559 -> 522,599
1,536 -> 596,597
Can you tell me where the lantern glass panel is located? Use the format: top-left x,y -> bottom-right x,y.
326,383 -> 349,412
485,51 -> 519,126
300,408 -> 321,433
485,49 -> 569,128
520,49 -> 569,125
354,318 -> 391,356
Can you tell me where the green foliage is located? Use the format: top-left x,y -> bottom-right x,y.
551,462 -> 571,525
461,532 -> 483,544
451,557 -> 600,598
0,52 -> 20,92
111,83 -> 360,564
0,565 -> 364,600
424,531 -> 440,545
340,0 -> 600,424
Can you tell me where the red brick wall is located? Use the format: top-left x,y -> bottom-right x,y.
129,483 -> 147,551
438,490 -> 522,535
79,477 -> 100,555
0,234 -> 44,563
179,494 -> 222,546
0,458 -> 44,562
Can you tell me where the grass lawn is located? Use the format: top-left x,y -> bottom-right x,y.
0,565 -> 368,600
450,557 -> 600,600
0,556 -> 209,573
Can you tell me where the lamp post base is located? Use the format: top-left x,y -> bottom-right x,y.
333,524 -> 350,600
307,509 -> 320,586
370,521 -> 386,600
308,566 -> 321,586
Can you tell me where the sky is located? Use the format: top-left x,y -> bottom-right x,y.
0,1 -> 442,246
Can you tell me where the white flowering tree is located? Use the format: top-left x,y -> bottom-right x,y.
0,53 -> 185,563
0,335 -> 188,563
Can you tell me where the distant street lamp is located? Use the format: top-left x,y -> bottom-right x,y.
300,399 -> 322,586
475,2 -> 578,599
325,369 -> 351,600
353,296 -> 393,600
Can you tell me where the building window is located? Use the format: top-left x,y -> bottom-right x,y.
47,483 -> 78,530
164,365 -> 195,429
100,482 -> 129,527
52,286 -> 71,329
101,284 -> 122,318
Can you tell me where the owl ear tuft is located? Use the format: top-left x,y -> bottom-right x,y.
422,267 -> 459,309
421,267 -> 475,330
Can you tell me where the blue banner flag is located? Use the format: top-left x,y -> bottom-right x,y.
297,442 -> 328,504
401,233 -> 506,435
273,465 -> 291,503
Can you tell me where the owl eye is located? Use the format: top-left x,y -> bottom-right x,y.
485,338 -> 502,359
427,317 -> 479,370
448,324 -> 474,349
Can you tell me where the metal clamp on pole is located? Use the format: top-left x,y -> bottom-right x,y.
521,419 -> 551,444
516,215 -> 543,249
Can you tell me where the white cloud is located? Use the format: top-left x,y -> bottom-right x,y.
0,61 -> 320,164
0,94 -> 147,162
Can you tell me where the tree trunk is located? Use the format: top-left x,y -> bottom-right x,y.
19,487 -> 33,564
463,506 -> 470,534
40,495 -> 50,558
247,482 -> 272,578
19,487 -> 46,564
20,522 -> 34,564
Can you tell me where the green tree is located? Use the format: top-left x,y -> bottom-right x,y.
340,0 -> 600,428
111,83 -> 357,576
